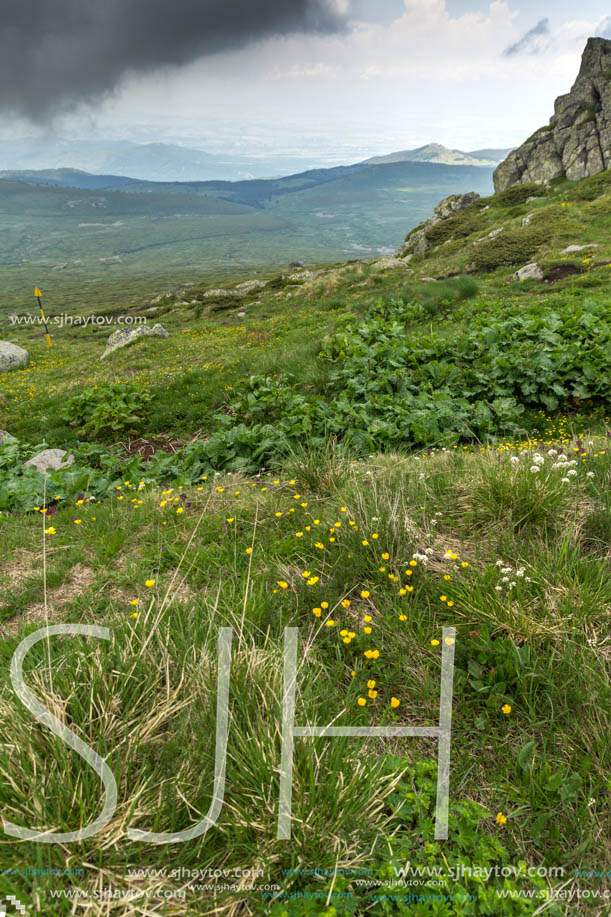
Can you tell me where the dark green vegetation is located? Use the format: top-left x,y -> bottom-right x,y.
0,171 -> 609,915
0,161 -> 494,313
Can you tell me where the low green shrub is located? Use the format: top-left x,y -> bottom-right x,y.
565,169 -> 611,201
494,183 -> 547,207
425,207 -> 483,246
470,227 -> 547,271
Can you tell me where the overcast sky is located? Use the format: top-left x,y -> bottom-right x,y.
2,1 -> 610,159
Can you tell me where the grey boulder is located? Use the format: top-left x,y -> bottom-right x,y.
513,262 -> 544,281
0,342 -> 29,373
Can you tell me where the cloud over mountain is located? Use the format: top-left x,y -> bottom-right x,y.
503,18 -> 550,56
0,0 -> 349,121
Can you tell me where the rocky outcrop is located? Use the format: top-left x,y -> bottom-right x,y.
398,191 -> 481,257
494,37 -> 611,192
0,342 -> 28,372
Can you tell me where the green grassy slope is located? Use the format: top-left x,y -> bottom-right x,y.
0,171 -> 609,915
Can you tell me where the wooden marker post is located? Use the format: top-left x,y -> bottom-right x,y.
34,287 -> 52,347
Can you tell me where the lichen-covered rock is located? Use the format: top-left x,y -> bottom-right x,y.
0,342 -> 28,373
562,243 -> 600,253
494,37 -> 611,192
24,448 -> 74,474
370,255 -> 411,271
235,279 -> 268,294
285,269 -> 315,282
398,192 -> 481,257
513,262 -> 544,281
203,288 -> 244,300
100,323 -> 169,359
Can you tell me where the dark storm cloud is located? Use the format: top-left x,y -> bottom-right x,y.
503,18 -> 550,57
0,0 -> 349,121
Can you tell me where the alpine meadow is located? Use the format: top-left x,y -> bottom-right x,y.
0,4 -> 609,917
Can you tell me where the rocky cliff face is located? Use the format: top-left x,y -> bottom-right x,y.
494,37 -> 611,192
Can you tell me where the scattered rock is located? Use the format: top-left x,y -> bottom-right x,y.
100,323 -> 169,360
285,269 -> 315,283
494,37 -> 611,191
0,430 -> 16,445
237,311 -> 246,317
0,342 -> 29,373
370,255 -> 410,271
24,449 -> 75,475
522,213 -> 535,226
202,288 -> 244,300
513,262 -> 544,281
562,243 -> 600,253
235,278 -> 268,294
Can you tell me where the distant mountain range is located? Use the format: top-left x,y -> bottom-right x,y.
362,143 -> 513,168
0,138 -> 331,183
0,158 -> 495,308
0,138 -> 513,184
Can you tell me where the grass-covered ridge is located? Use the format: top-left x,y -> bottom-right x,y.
0,170 -> 609,914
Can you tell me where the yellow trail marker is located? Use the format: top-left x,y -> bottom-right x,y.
34,286 -> 52,347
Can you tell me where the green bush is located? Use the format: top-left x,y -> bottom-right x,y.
425,207 -> 483,246
470,227 -> 547,271
61,382 -> 152,437
565,169 -> 611,201
494,183 -> 547,207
